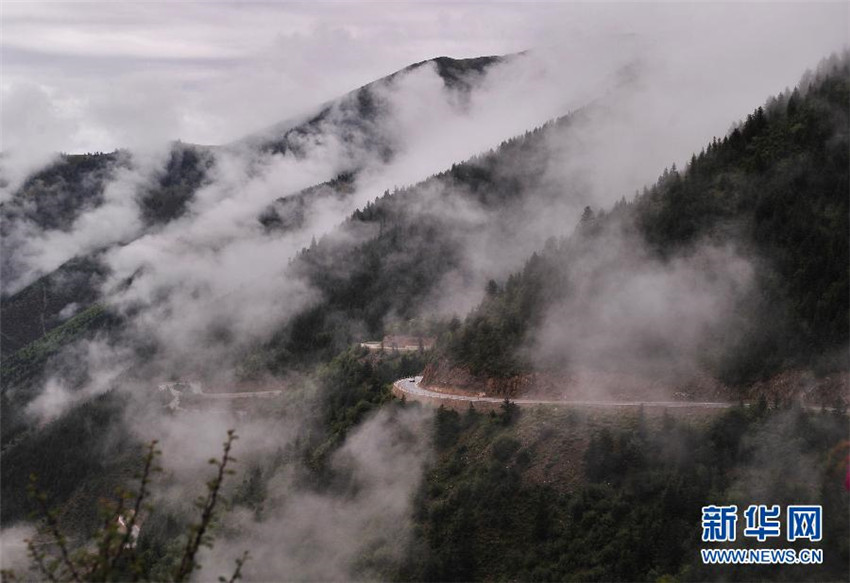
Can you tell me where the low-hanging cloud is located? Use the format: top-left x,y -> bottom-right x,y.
197,406 -> 433,581
12,32 -> 842,417
1,147 -> 171,294
2,7 -> 848,579
530,223 -> 756,398
89,52 -> 636,380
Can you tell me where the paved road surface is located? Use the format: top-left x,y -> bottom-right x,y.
394,376 -> 736,409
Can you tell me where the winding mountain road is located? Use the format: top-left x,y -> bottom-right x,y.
393,376 -> 736,410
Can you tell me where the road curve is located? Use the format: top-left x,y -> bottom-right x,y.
393,376 -> 736,409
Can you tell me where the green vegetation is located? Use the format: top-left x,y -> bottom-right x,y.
262,55 -> 503,158
138,143 -> 214,225
0,303 -> 120,444
636,62 -> 849,382
399,404 -> 849,582
256,112 -> 580,373
1,152 -> 122,233
440,246 -> 568,377
0,256 -> 109,359
1,305 -> 111,390
1,392 -> 136,532
441,57 -> 849,385
318,346 -> 426,445
1,50 -> 847,583
0,345 -> 423,551
6,432 -> 247,582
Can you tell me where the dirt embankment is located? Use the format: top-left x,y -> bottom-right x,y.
422,360 -> 849,406
740,370 -> 849,407
421,360 -> 533,398
421,360 -> 730,401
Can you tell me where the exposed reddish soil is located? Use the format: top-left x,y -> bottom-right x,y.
421,360 -> 848,407
741,369 -> 848,407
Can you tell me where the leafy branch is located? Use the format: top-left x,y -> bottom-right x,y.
12,431 -> 247,582
174,430 -> 238,582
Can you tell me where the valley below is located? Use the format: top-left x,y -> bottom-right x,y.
1,8 -> 848,581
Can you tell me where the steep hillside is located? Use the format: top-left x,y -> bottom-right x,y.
2,49 -> 848,583
0,55 -> 503,285
0,55 -> 510,398
0,100 -> 593,414
397,402 -> 849,581
428,55 -> 849,395
248,111 -> 594,374
251,55 -> 504,159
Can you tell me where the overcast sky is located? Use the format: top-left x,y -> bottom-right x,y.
1,1 -> 847,154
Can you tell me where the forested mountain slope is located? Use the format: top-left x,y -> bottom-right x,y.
429,55 -> 849,393
398,399 -> 850,581
0,55 -> 511,399
0,98 -> 596,418
2,50 -> 848,583
0,51 -> 594,538
245,111 -> 595,375
0,54 -> 504,296
1,144 -> 214,295
251,54 -> 504,158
